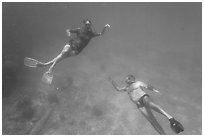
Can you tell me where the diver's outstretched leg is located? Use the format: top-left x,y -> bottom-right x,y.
24,44 -> 74,68
24,57 -> 53,68
42,44 -> 75,84
139,106 -> 166,135
143,96 -> 184,134
46,44 -> 74,74
144,98 -> 173,120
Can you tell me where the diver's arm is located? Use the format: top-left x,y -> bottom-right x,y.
93,24 -> 110,37
112,81 -> 127,92
109,77 -> 127,92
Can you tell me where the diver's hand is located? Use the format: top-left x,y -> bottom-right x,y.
100,24 -> 110,36
66,29 -> 71,37
105,24 -> 111,28
108,76 -> 115,87
108,77 -> 118,90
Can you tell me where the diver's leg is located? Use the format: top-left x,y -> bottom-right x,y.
36,60 -> 53,67
42,44 -> 76,84
143,96 -> 173,120
29,55 -> 60,68
139,106 -> 166,135
37,44 -> 74,69
47,44 -> 74,73
142,95 -> 184,134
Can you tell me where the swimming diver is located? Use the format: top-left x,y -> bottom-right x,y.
109,74 -> 184,135
24,19 -> 110,84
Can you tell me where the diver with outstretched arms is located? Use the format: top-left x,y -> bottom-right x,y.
109,74 -> 184,135
24,19 -> 110,84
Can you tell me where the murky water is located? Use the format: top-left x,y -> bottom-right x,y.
2,3 -> 201,135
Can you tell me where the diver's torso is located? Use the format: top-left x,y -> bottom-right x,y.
127,82 -> 147,102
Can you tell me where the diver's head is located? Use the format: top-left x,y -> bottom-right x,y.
83,19 -> 92,29
125,74 -> 135,85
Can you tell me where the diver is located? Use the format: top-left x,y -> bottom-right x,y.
109,75 -> 184,135
24,19 -> 110,84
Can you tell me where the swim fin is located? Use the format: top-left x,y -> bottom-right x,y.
42,71 -> 53,84
24,57 -> 40,67
169,118 -> 184,134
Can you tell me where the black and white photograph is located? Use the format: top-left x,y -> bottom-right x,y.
2,2 -> 202,135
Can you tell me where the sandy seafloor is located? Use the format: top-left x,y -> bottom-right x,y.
2,3 -> 202,135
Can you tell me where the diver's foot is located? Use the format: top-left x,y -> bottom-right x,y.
169,118 -> 184,134
42,71 -> 53,84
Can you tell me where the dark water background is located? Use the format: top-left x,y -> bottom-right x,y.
2,2 -> 201,135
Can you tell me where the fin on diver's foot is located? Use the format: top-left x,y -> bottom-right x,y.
42,71 -> 53,84
169,118 -> 184,134
24,57 -> 40,67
